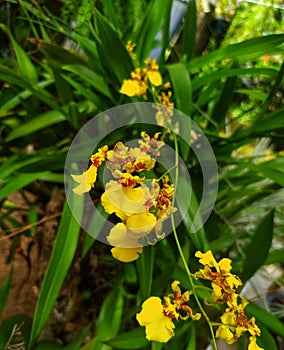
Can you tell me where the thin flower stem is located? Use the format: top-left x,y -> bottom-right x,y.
171,132 -> 218,350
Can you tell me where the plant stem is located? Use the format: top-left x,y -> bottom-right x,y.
171,132 -> 218,350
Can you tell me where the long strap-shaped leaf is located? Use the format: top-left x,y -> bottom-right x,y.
28,193 -> 83,349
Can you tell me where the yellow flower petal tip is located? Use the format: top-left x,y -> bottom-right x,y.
248,336 -> 264,350
111,246 -> 143,262
71,164 -> 97,195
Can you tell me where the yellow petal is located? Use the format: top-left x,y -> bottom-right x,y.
104,180 -> 150,215
71,164 -> 97,195
147,71 -> 162,86
107,223 -> 140,247
195,250 -> 219,271
119,80 -> 139,97
111,246 -> 142,262
216,325 -> 235,344
218,258 -> 232,273
126,212 -> 156,236
248,336 -> 264,350
101,192 -> 128,221
137,297 -> 175,343
119,80 -> 147,96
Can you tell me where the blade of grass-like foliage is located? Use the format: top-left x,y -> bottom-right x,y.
0,267 -> 13,319
209,62 -> 238,127
81,203 -> 108,258
136,245 -> 155,300
185,324 -> 196,350
0,172 -> 48,201
135,0 -> 170,62
167,63 -> 192,159
264,248 -> 284,265
62,74 -> 102,107
159,0 -> 173,65
0,67 -> 61,111
242,209 -> 274,281
176,177 -> 207,252
246,301 -> 284,339
73,34 -> 102,71
90,287 -> 124,350
28,195 -> 84,349
191,67 -> 278,92
64,325 -> 91,350
101,0 -> 120,30
167,63 -> 192,116
187,34 -> 284,70
250,60 -> 284,130
6,110 -> 66,142
62,65 -> 113,99
181,0 -> 197,62
0,24 -> 38,84
36,41 -> 86,66
250,107 -> 284,134
0,79 -> 53,118
257,323 -> 278,350
104,328 -> 148,349
94,9 -> 133,82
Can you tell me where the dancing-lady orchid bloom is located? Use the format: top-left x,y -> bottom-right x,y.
137,281 -> 201,342
195,250 -> 242,303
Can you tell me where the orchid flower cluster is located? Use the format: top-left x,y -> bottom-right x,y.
72,132 -> 176,262
137,250 -> 263,350
120,41 -> 174,127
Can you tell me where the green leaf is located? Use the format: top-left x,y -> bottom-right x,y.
257,323 -> 278,350
264,248 -> 284,265
63,65 -> 112,99
136,245 -> 155,300
81,203 -> 108,258
0,67 -> 61,111
187,34 -> 284,70
181,0 -> 197,62
28,194 -> 84,348
242,209 -> 274,281
135,0 -> 170,62
0,24 -> 38,84
167,63 -> 192,116
176,177 -> 207,252
246,301 -> 284,339
104,328 -> 148,349
94,9 -> 133,82
250,107 -> 284,134
192,67 -> 277,91
210,63 -> 238,127
0,79 -> 53,118
0,172 -> 49,201
0,267 -> 13,319
64,325 -> 91,350
6,110 -> 66,142
38,41 -> 86,66
90,287 -> 124,350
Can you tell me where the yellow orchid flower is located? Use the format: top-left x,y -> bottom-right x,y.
195,250 -> 242,303
137,281 -> 201,343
